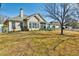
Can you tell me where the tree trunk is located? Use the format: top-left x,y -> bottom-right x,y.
61,24 -> 64,35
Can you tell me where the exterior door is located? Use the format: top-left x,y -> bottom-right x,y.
20,22 -> 24,31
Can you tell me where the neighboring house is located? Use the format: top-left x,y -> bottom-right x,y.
50,21 -> 60,29
0,16 -> 3,33
65,19 -> 79,30
0,15 -> 7,33
4,8 -> 48,32
0,24 -> 3,33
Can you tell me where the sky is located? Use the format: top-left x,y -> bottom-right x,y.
0,3 -> 52,22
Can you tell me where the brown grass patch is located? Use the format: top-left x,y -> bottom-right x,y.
0,30 -> 79,56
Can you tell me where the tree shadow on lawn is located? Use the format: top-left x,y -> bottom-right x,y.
56,33 -> 77,38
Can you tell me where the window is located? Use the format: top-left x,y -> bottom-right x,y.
37,24 -> 39,28
35,23 -> 36,28
36,23 -> 39,28
29,22 -> 31,28
12,21 -> 15,29
33,23 -> 34,28
29,22 -> 39,28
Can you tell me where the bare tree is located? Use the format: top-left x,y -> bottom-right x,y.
0,3 -> 1,8
44,3 -> 73,35
73,4 -> 79,20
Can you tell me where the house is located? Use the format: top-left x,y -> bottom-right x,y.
50,21 -> 60,29
0,15 -> 7,33
0,24 -> 3,33
4,8 -> 48,32
64,18 -> 79,30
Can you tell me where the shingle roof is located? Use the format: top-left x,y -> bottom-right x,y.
7,13 -> 47,23
8,15 -> 28,21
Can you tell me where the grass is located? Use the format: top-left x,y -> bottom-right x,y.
0,30 -> 79,56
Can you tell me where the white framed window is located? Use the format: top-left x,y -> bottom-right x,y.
29,22 -> 39,28
12,21 -> 16,29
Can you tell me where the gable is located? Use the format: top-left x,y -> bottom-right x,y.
28,14 -> 47,23
35,14 -> 47,23
28,16 -> 39,23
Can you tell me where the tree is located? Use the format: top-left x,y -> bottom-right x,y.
73,4 -> 79,22
44,3 -> 74,35
0,3 -> 1,8
0,3 -> 2,23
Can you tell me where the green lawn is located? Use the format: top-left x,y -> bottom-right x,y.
0,30 -> 79,56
